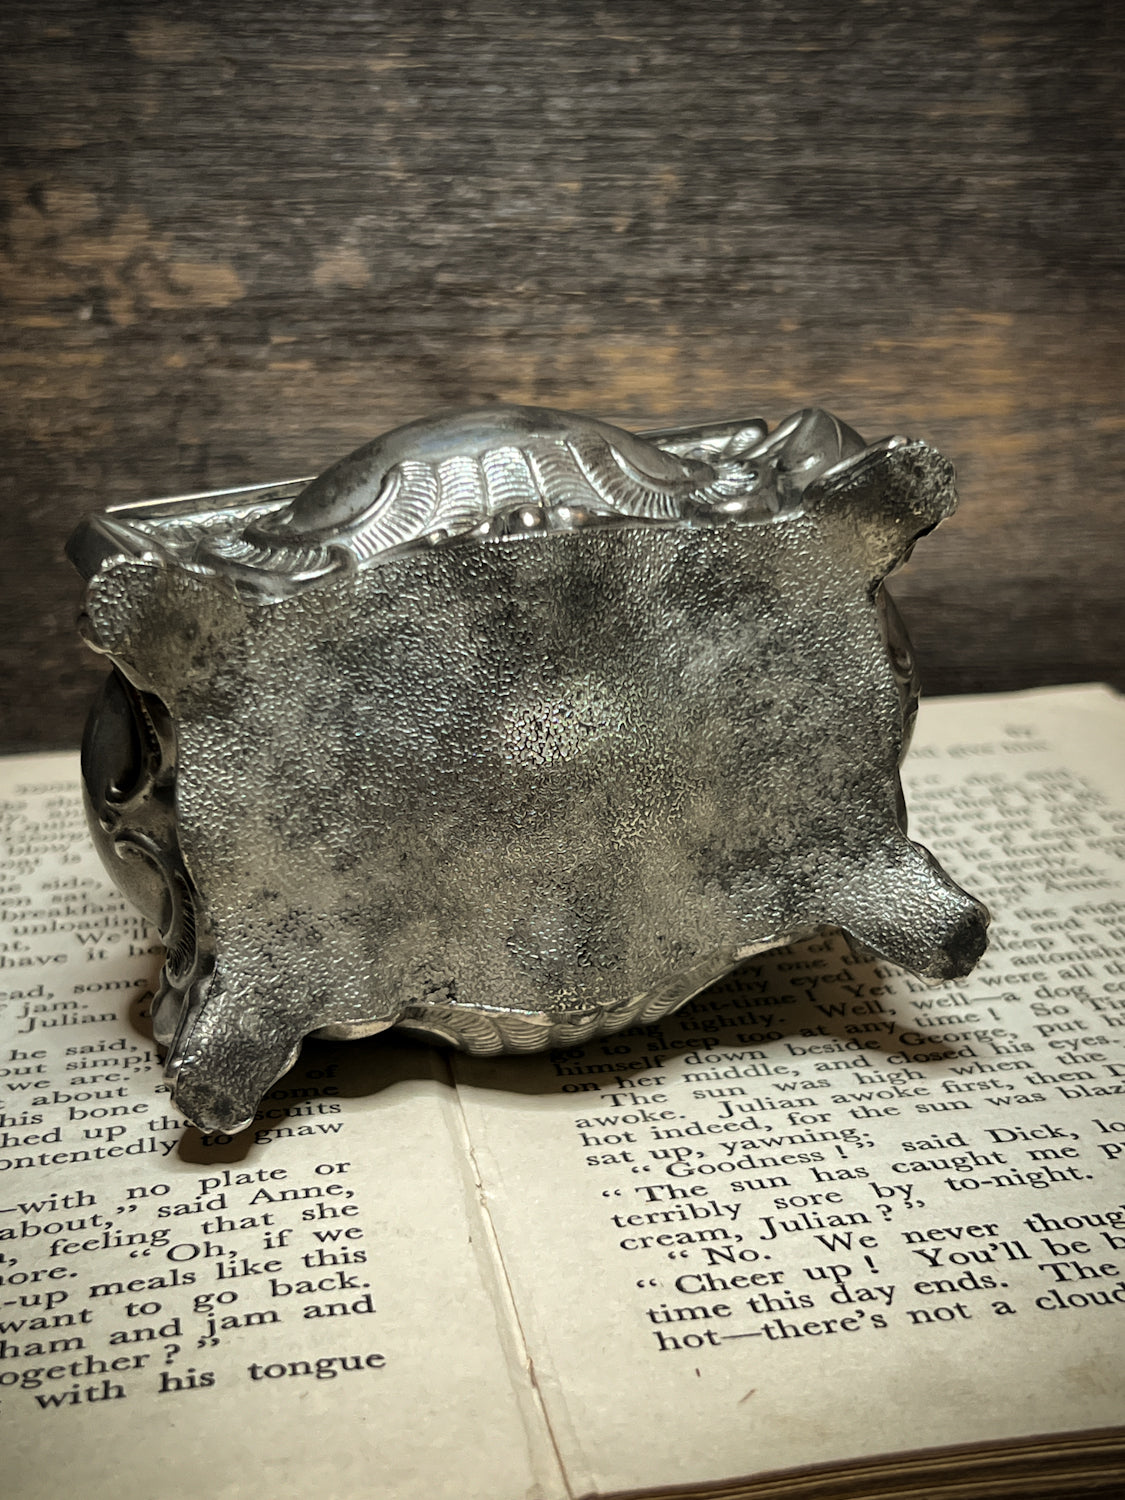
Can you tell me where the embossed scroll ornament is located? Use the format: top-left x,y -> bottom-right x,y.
69,404 -> 989,1133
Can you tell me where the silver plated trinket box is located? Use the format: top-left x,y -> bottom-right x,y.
69,404 -> 989,1133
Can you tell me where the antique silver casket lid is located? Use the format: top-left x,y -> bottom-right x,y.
69,404 -> 989,1134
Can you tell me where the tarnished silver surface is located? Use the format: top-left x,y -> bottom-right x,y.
69,404 -> 989,1134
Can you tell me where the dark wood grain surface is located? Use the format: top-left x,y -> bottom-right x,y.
2,1 -> 1122,751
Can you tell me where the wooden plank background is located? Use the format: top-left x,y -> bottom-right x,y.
2,0 -> 1122,751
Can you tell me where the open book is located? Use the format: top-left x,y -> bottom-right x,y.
3,684 -> 1123,1499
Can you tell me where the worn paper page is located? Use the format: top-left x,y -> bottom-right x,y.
454,686 -> 1125,1497
0,755 -> 559,1500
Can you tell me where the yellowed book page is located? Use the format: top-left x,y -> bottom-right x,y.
0,755 -> 558,1500
453,686 -> 1125,1498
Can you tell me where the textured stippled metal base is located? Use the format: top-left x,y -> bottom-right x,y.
69,405 -> 989,1133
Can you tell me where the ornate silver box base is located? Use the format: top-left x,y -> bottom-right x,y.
69,404 -> 989,1133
